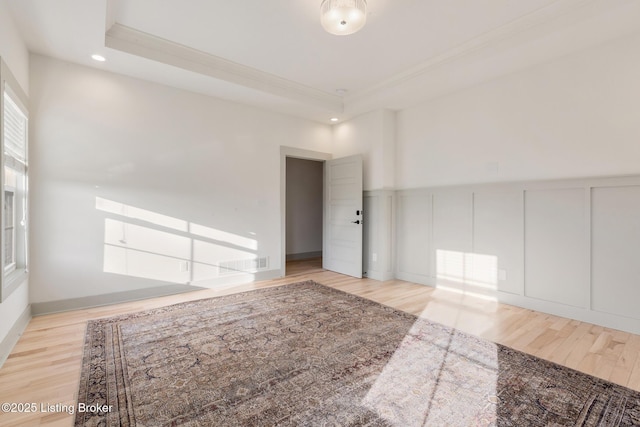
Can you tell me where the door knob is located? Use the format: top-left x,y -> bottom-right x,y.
351,220 -> 360,224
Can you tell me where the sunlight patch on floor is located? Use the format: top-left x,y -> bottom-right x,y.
362,319 -> 499,425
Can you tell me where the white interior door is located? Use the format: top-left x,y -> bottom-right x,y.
324,155 -> 363,278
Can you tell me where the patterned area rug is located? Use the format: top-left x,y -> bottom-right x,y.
75,281 -> 640,426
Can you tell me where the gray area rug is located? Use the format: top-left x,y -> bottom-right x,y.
75,280 -> 640,426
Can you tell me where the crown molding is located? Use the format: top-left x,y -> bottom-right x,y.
105,23 -> 344,113
345,0 -> 606,109
103,0 -> 630,121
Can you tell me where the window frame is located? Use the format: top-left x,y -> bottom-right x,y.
4,187 -> 16,274
0,57 -> 29,303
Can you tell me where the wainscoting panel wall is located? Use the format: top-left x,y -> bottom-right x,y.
524,188 -> 588,308
396,192 -> 431,283
432,192 -> 473,254
472,191 -> 524,295
363,190 -> 394,281
431,191 -> 473,288
591,185 -> 640,320
393,175 -> 640,334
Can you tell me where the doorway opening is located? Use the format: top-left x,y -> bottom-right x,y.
279,147 -> 332,278
285,157 -> 324,276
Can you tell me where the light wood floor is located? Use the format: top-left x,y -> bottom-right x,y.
2,258 -> 640,426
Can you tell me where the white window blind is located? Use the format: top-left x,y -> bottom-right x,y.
3,92 -> 27,166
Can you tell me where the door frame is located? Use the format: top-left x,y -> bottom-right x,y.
280,146 -> 332,278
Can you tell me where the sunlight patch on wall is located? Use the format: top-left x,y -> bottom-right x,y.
105,219 -> 190,259
436,249 -> 498,290
96,197 -> 258,251
191,239 -> 265,281
104,245 -> 191,284
97,197 -> 188,232
190,223 -> 257,251
104,218 -> 191,283
98,197 -> 263,286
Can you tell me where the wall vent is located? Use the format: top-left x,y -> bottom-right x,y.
219,257 -> 269,275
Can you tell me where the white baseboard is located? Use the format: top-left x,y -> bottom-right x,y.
0,305 -> 31,369
395,271 -> 433,286
189,269 -> 282,289
366,270 -> 395,281
31,284 -> 204,316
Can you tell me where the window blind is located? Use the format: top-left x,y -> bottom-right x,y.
3,92 -> 27,165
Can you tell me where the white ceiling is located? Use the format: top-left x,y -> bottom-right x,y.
5,0 -> 640,123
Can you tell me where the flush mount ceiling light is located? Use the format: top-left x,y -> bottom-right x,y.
91,54 -> 106,62
321,0 -> 367,36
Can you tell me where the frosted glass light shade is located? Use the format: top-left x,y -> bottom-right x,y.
321,0 -> 367,36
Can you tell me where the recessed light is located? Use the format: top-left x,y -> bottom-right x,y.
91,54 -> 106,62
330,118 -> 339,122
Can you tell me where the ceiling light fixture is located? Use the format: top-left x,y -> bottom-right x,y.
321,0 -> 367,36
330,117 -> 339,122
91,54 -> 106,62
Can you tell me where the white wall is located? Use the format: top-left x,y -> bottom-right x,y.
285,157 -> 323,257
332,109 -> 396,191
396,31 -> 640,188
29,55 -> 332,305
0,1 -> 29,93
0,0 -> 30,358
